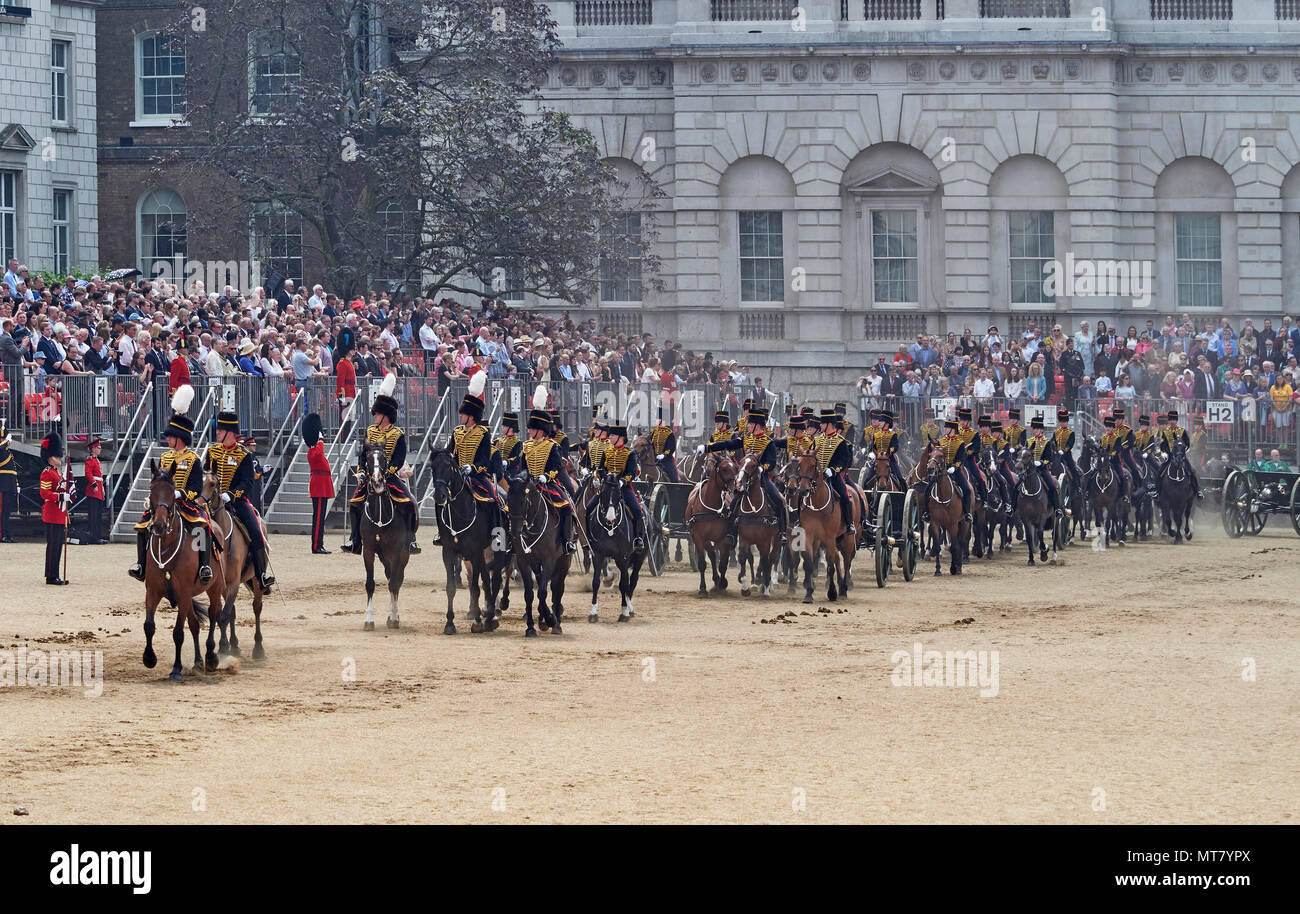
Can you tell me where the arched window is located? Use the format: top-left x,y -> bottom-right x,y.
1153,157 -> 1235,312
137,188 -> 187,272
988,155 -> 1069,309
720,156 -> 797,306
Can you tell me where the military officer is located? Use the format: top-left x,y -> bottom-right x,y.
1024,415 -> 1064,516
595,421 -> 648,553
1053,408 -> 1082,490
0,419 -> 16,543
648,413 -> 679,482
343,372 -> 421,554
699,406 -> 791,545
1157,410 -> 1203,499
521,389 -> 578,553
39,432 -> 70,585
206,410 -> 276,590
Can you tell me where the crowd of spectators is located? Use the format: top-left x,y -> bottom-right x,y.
856,315 -> 1300,432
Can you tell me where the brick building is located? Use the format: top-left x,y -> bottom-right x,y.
0,0 -> 100,274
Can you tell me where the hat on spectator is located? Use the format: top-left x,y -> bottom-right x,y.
239,340 -> 257,357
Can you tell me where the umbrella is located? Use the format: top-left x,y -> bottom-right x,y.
102,268 -> 142,282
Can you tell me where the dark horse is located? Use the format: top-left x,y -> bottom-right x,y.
1012,448 -> 1055,566
141,461 -> 228,680
1081,438 -> 1125,548
430,448 -> 506,634
202,472 -> 266,660
1157,438 -> 1196,543
585,472 -> 644,622
357,441 -> 412,631
504,469 -> 571,636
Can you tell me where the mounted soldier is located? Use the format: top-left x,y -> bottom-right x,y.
1003,407 -> 1027,453
1111,407 -> 1152,496
1024,415 -> 1064,518
1157,410 -> 1203,500
205,409 -> 276,591
932,417 -> 975,523
648,411 -> 679,482
699,405 -> 791,545
812,407 -> 856,537
835,402 -> 857,458
549,408 -> 578,497
593,420 -> 648,552
709,409 -> 733,446
1053,408 -> 1082,490
522,386 -> 578,554
870,409 -> 907,491
129,385 -> 212,585
956,406 -> 989,511
919,407 -> 941,448
493,410 -> 523,475
343,372 -> 421,555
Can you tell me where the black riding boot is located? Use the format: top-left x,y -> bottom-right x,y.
129,529 -> 147,580
407,505 -> 422,554
344,506 -> 362,553
198,536 -> 213,585
558,509 -> 577,554
253,546 -> 275,590
1043,470 -> 1061,516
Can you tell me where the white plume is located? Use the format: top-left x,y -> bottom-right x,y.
171,384 -> 194,415
468,369 -> 486,398
378,372 -> 396,398
532,385 -> 548,410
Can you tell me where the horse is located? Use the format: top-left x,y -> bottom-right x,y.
678,452 -> 707,484
584,472 -> 644,622
140,461 -> 229,681
920,450 -> 969,577
429,448 -> 507,635
630,434 -> 670,483
1081,438 -> 1124,549
503,469 -> 570,635
1129,445 -> 1157,541
1050,451 -> 1087,543
1012,448 -> 1056,566
685,454 -> 738,596
354,441 -> 413,632
731,454 -> 783,597
976,443 -> 1013,557
786,453 -> 857,603
202,472 -> 266,660
1157,438 -> 1196,543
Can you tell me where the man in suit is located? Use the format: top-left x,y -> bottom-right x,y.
1193,358 -> 1219,401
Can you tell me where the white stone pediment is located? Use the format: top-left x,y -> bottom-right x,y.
845,165 -> 939,195
0,124 -> 36,152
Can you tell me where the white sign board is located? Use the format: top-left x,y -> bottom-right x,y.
1024,404 -> 1057,429
581,383 -> 592,409
681,389 -> 705,437
1205,399 -> 1235,424
509,385 -> 521,412
222,384 -> 236,412
930,397 -> 958,418
94,377 -> 109,409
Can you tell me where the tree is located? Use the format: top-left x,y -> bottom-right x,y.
168,0 -> 661,301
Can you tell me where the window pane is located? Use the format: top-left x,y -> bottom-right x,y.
739,210 -> 783,302
1174,214 -> 1222,309
1008,210 -> 1054,305
871,210 -> 918,303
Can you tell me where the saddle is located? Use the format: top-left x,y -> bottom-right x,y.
469,475 -> 497,504
538,479 -> 571,509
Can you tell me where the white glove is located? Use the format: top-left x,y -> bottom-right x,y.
823,468 -> 833,477
537,475 -> 547,483
655,454 -> 664,461
696,445 -> 705,456
1159,451 -> 1168,459
221,492 -> 231,503
867,452 -> 876,461
947,467 -> 956,475
460,465 -> 471,476
175,489 -> 183,500
1034,460 -> 1042,468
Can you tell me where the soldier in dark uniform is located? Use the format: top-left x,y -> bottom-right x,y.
549,409 -> 578,497
1024,415 -> 1063,516
919,407 -> 941,449
1157,409 -> 1203,499
734,398 -> 753,439
1100,414 -> 1129,501
699,406 -> 790,545
813,407 -> 856,535
930,418 -> 975,523
1003,407 -> 1026,452
782,413 -> 814,462
493,410 -> 524,476
343,373 -> 421,554
835,402 -> 857,460
521,394 -> 578,553
956,406 -> 989,509
594,421 -> 647,552
241,435 -> 265,513
1053,408 -> 1082,490
206,411 -> 276,591
1111,407 -> 1151,496
709,410 -> 732,446
871,410 -> 907,490
648,413 -> 679,482
1134,414 -> 1155,455
0,419 -> 19,543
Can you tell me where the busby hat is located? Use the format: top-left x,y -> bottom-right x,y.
742,398 -> 753,412
748,407 -> 769,426
303,413 -> 323,448
818,407 -> 837,423
944,418 -> 959,430
501,411 -> 519,431
789,414 -> 806,430
801,405 -> 815,419
881,410 -> 895,426
1103,415 -> 1116,428
549,409 -> 563,431
957,406 -> 972,421
607,422 -> 628,440
41,431 -> 63,461
1139,414 -> 1151,426
335,326 -> 356,359
372,372 -> 399,422
923,407 -> 935,418
978,415 -> 992,428
459,370 -> 486,421
1111,406 -> 1126,420
834,402 -> 847,414
163,384 -> 195,446
1165,410 -> 1179,422
714,410 -> 730,424
1030,415 -> 1045,430
89,435 -> 105,450
528,385 -> 552,433
1057,408 -> 1071,422
1008,407 -> 1021,420
216,411 -> 241,435
868,408 -> 881,423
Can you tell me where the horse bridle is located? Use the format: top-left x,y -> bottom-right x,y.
432,454 -> 477,538
364,447 -> 395,528
511,477 -> 552,554
147,495 -> 185,571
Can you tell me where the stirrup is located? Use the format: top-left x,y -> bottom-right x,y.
631,537 -> 644,552
408,540 -> 422,554
128,564 -> 145,582
846,522 -> 856,536
260,571 -> 276,589
198,565 -> 213,584
779,530 -> 789,544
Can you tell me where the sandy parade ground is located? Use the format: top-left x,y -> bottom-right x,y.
0,518 -> 1296,825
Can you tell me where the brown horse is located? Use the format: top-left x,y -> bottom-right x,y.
140,461 -> 229,680
922,450 -> 969,576
732,454 -> 783,597
686,454 -> 737,596
202,472 -> 267,661
630,434 -> 669,483
787,454 -> 858,604
678,452 -> 707,483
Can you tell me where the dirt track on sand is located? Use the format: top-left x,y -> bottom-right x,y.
0,519 -> 1296,823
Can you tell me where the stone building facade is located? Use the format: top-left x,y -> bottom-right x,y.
538,0 -> 1300,391
0,0 -> 100,274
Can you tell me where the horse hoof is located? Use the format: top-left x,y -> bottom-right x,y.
802,595 -> 813,604
386,618 -> 399,629
697,589 -> 709,598
485,617 -> 500,633
252,645 -> 265,661
588,612 -> 599,623
525,628 -> 538,638
470,622 -> 484,634
169,671 -> 183,682
618,611 -> 631,622
443,623 -> 456,635
363,621 -> 375,631
224,644 -> 242,658
539,620 -> 550,633
142,648 -> 157,669
552,623 -> 563,635
740,587 -> 750,597
205,653 -> 219,672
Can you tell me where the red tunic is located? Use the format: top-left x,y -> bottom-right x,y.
335,357 -> 356,400
169,356 -> 191,394
40,467 -> 68,525
84,455 -> 105,501
307,442 -> 334,498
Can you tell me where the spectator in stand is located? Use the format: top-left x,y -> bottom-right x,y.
238,340 -> 263,375
1271,371 -> 1295,431
1026,362 -> 1046,403
1159,371 -> 1178,400
1004,367 -> 1024,405
291,336 -> 324,383
1177,368 -> 1195,400
436,351 -> 459,395
85,334 -> 115,375
1114,372 -> 1136,402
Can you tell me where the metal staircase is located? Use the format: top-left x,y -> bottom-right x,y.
265,407 -> 355,534
110,388 -> 217,542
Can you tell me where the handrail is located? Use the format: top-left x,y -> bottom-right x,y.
104,380 -> 154,513
191,389 -> 217,452
410,391 -> 452,496
263,389 -> 304,492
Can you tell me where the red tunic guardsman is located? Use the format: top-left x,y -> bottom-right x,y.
39,432 -> 69,585
304,413 -> 334,554
84,435 -> 107,544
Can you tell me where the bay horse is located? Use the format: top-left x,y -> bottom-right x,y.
630,434 -> 669,483
685,453 -> 737,596
430,448 -> 506,635
920,450 -> 968,576
585,472 -> 644,622
787,453 -> 857,603
504,469 -> 570,635
731,454 -> 783,597
1157,438 -> 1196,543
357,441 -> 412,631
202,472 -> 266,660
1012,449 -> 1055,566
141,461 -> 228,681
1081,438 -> 1124,548
678,452 -> 707,483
